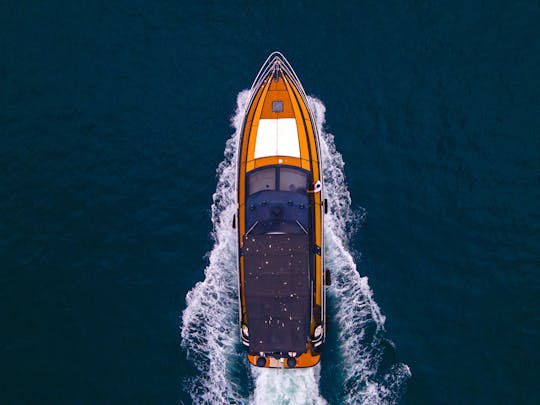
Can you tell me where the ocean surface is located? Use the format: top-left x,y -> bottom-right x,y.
1,2 -> 539,404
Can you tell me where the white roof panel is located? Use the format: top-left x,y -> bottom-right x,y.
254,118 -> 300,159
277,118 -> 300,157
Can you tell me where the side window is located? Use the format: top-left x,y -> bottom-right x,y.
248,168 -> 276,195
279,168 -> 307,193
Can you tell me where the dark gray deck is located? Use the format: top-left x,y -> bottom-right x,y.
243,233 -> 311,354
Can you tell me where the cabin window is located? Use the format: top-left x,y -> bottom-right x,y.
279,168 -> 307,193
248,168 -> 276,195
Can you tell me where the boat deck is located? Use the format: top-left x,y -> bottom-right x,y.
243,233 -> 311,354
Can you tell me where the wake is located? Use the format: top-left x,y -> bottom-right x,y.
180,90 -> 410,404
310,98 -> 411,403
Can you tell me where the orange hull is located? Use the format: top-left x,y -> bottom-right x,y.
236,53 -> 326,368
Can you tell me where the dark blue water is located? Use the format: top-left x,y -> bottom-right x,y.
2,1 -> 539,403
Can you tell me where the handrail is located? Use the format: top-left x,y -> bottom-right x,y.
250,52 -> 309,102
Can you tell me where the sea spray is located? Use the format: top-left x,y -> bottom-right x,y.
251,366 -> 326,405
180,90 -> 251,403
309,96 -> 411,403
181,90 -> 410,404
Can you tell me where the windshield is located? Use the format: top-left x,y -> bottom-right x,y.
248,166 -> 307,196
248,167 -> 276,195
279,167 -> 307,193
246,166 -> 310,235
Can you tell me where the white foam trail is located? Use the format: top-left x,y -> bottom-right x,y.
180,90 -> 251,403
181,90 -> 410,404
309,96 -> 411,404
251,366 -> 326,405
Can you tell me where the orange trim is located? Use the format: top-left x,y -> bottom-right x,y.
248,348 -> 321,369
246,77 -> 273,170
283,77 -> 311,170
287,77 -> 320,181
247,156 -> 302,169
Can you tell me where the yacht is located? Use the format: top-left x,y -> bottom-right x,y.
235,52 -> 327,368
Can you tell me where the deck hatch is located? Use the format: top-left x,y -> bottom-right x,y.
272,100 -> 284,112
253,118 -> 300,158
